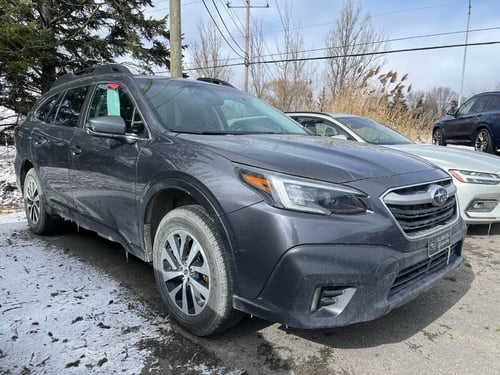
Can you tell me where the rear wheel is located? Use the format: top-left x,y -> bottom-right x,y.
23,168 -> 59,234
153,205 -> 242,336
474,128 -> 494,153
432,128 -> 446,146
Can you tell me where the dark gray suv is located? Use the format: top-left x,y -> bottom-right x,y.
15,65 -> 466,336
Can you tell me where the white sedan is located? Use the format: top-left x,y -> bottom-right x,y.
288,112 -> 500,225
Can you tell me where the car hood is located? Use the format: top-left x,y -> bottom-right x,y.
178,134 -> 439,183
387,144 -> 500,174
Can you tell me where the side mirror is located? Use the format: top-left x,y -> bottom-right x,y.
446,109 -> 457,116
87,116 -> 126,135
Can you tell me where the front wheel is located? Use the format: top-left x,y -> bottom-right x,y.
153,205 -> 242,336
23,168 -> 59,234
432,127 -> 446,146
474,128 -> 495,153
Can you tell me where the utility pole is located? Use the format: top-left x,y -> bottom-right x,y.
458,0 -> 471,106
227,0 -> 268,92
170,0 -> 182,78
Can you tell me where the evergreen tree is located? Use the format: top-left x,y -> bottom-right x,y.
0,0 -> 170,114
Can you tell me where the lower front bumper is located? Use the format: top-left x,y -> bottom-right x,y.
233,231 -> 465,329
458,184 -> 500,224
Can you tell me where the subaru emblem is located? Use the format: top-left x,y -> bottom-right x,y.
430,186 -> 448,206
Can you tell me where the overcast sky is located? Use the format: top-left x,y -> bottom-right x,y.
150,0 -> 500,96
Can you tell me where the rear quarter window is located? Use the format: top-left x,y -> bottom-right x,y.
55,86 -> 89,127
35,93 -> 62,123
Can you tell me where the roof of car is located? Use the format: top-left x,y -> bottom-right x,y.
51,64 -> 236,91
288,111 -> 360,119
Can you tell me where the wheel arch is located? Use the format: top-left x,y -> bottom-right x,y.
141,173 -> 240,292
17,160 -> 35,192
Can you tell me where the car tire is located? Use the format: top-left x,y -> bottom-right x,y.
432,127 -> 446,146
23,168 -> 60,234
474,128 -> 495,154
153,205 -> 242,336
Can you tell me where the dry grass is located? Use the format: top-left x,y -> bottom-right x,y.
319,69 -> 439,143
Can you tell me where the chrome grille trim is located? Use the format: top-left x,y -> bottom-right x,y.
381,178 -> 459,238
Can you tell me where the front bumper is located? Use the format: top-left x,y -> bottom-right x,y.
456,182 -> 500,224
233,225 -> 465,329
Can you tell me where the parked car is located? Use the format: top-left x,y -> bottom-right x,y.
288,112 -> 500,225
432,91 -> 500,154
15,65 -> 466,336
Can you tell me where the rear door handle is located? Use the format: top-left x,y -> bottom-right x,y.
33,136 -> 48,146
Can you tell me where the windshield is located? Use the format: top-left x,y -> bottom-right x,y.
334,116 -> 413,145
134,77 -> 307,135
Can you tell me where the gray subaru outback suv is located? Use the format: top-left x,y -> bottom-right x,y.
15,65 -> 466,336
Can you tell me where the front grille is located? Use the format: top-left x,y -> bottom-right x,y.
389,241 -> 461,297
383,179 -> 458,237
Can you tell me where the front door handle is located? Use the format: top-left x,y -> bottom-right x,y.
70,145 -> 82,156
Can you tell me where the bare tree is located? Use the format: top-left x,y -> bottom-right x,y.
425,87 -> 458,115
264,2 -> 314,111
190,20 -> 233,82
249,20 -> 268,99
324,0 -> 386,98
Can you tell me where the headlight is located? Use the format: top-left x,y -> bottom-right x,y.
448,169 -> 500,185
236,165 -> 368,215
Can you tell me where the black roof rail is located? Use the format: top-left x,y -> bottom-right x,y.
52,64 -> 133,89
196,77 -> 236,88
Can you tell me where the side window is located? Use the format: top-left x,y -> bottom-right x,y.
55,86 -> 89,127
470,96 -> 490,113
294,116 -> 353,139
483,95 -> 500,112
35,93 -> 62,123
88,83 -> 146,136
456,97 -> 477,116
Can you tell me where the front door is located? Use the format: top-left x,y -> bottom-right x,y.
69,82 -> 149,248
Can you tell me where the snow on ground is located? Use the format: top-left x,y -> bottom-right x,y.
0,145 -> 22,211
0,148 -> 237,374
0,211 -> 172,373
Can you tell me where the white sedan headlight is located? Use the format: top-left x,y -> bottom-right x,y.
236,165 -> 368,215
448,169 -> 500,185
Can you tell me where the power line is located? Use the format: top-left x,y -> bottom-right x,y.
217,0 -> 245,38
200,0 -> 245,58
177,39 -> 500,72
231,26 -> 500,62
211,0 -> 246,54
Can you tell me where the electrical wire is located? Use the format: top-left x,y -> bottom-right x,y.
211,0 -> 246,54
200,0 -> 245,58
217,0 -> 245,39
177,39 -> 500,72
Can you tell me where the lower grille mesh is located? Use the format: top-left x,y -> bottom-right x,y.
389,242 -> 461,297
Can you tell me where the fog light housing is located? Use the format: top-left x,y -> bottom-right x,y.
311,286 -> 356,316
466,199 -> 498,213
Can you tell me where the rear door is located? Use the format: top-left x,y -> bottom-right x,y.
69,82 -> 149,247
31,86 -> 89,212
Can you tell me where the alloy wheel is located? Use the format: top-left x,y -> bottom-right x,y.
25,176 -> 41,226
160,229 -> 211,316
475,129 -> 491,152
